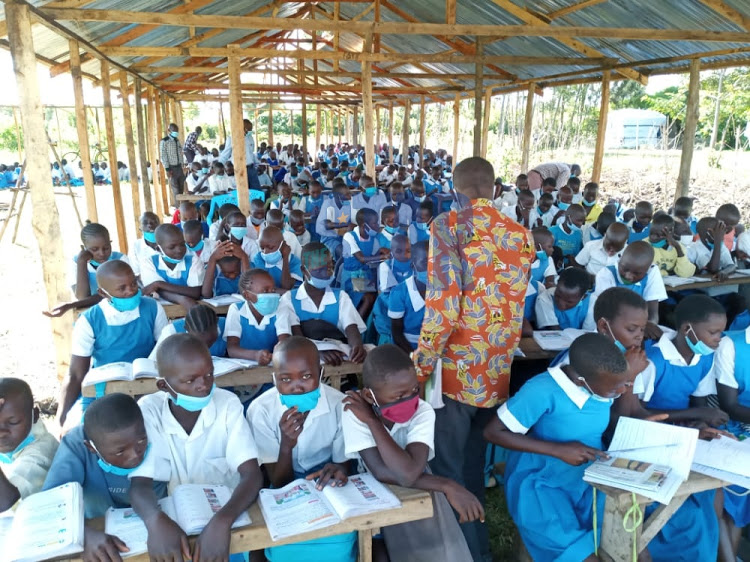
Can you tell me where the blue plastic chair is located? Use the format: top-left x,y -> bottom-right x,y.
207,192 -> 238,224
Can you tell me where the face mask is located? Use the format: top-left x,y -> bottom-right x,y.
414,269 -> 428,285
566,220 -> 581,232
415,222 -> 429,231
251,292 -> 280,316
187,239 -> 204,252
143,231 -> 157,244
202,167 -> 209,174
392,193 -> 405,203
604,321 -> 627,353
230,226 -> 248,240
89,258 -> 102,267
535,247 -> 548,261
310,194 -> 322,201
161,254 -> 183,265
102,289 -> 142,312
557,202 -> 570,211
261,243 -> 283,265
577,377 -> 618,402
384,225 -> 398,235
0,417 -> 35,464
92,442 -> 150,476
537,207 -> 547,216
335,195 -> 351,208
414,195 -> 426,203
307,272 -> 335,289
364,224 -> 379,239
250,216 -> 264,226
705,237 -> 715,250
276,371 -> 323,413
164,379 -> 215,411
651,239 -> 668,249
582,199 -> 595,207
365,187 -> 378,197
170,131 -> 178,139
686,325 -> 715,356
371,391 -> 420,424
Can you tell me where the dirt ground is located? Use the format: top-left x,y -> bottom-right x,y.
1,147 -> 749,409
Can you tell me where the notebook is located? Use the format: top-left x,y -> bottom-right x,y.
201,294 -> 244,307
691,435 -> 750,487
532,328 -> 587,351
83,357 -> 258,386
259,473 -> 401,541
5,482 -> 85,562
104,484 -> 252,558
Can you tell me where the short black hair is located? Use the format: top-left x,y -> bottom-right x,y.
569,333 -> 627,380
558,267 -> 591,295
272,336 -> 320,369
674,295 -> 726,328
595,212 -> 616,234
155,223 -> 182,245
418,200 -> 434,217
238,268 -> 273,292
81,222 -> 110,243
542,177 -> 557,188
83,393 -> 143,443
593,287 -> 648,322
651,213 -> 674,229
156,333 -> 211,374
539,192 -> 554,204
0,378 -> 33,412
356,207 -> 378,226
182,219 -> 203,237
568,177 -> 581,189
363,344 -> 415,388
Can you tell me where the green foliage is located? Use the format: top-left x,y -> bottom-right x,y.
610,81 -> 648,110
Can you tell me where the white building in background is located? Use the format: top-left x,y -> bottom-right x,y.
606,108 -> 667,149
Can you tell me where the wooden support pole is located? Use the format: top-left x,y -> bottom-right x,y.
592,70 -> 611,184
388,101 -> 394,164
481,89 -> 492,159
676,58 -> 700,201
153,90 -> 169,213
69,39 -> 97,222
337,111 -> 341,144
301,95 -> 308,155
146,86 -> 164,218
473,37 -> 484,157
353,106 -> 359,145
119,71 -> 141,235
268,104 -> 274,146
401,100 -> 410,163
174,98 -> 185,149
6,0 -> 72,381
134,77 -> 152,213
419,96 -> 425,164
521,82 -> 536,172
453,93 -> 460,163
228,52 -> 249,215
315,104 -> 321,153
376,106 -> 381,148
362,33 -> 375,178
290,110 -> 294,146
101,60 -> 128,254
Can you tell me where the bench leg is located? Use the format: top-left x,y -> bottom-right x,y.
358,528 -> 373,562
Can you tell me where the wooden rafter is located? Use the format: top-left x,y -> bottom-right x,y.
546,0 -> 608,21
699,0 -> 750,30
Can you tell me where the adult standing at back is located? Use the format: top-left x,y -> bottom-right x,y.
413,157 -> 533,561
183,126 -> 202,165
159,123 -> 185,205
218,118 -> 261,192
528,161 -> 580,192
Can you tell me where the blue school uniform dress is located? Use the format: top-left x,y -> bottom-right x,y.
641,336 -> 719,561
352,190 -> 388,215
177,220 -> 209,239
41,425 -> 166,519
499,366 -> 609,561
341,230 -> 380,308
529,255 -> 553,286
550,225 -> 583,259
228,302 -> 279,352
387,277 -> 426,349
303,196 -> 325,241
150,254 -> 194,286
628,222 -> 651,243
407,222 -> 431,245
250,253 -> 303,288
316,199 -> 352,256
212,266 -> 240,296
73,252 -> 126,295
553,294 -> 592,330
172,317 -> 228,357
604,265 -> 646,298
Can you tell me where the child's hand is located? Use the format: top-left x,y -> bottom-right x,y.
378,247 -> 391,258
349,343 -> 367,364
699,428 -> 736,441
78,246 -> 94,264
280,240 -> 291,260
716,270 -> 729,282
443,481 -> 485,524
644,322 -> 663,341
83,527 -> 129,562
320,350 -> 345,366
554,441 -> 607,466
335,227 -> 349,237
255,349 -> 272,365
342,390 -> 380,426
43,302 -> 74,318
140,282 -> 161,297
624,347 -> 648,379
194,516 -> 231,562
145,512 -> 191,562
710,219 -> 728,240
693,407 -> 729,427
308,463 -> 348,490
279,406 -> 308,448
212,240 -> 233,260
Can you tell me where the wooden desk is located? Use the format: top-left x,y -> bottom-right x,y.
74,486 -> 432,562
664,273 -> 750,292
161,302 -> 230,319
596,472 -> 725,562
517,337 -> 558,362
175,193 -> 208,202
81,362 -> 362,397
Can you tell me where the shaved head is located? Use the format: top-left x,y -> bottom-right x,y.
605,222 -> 629,243
453,157 -> 494,200
621,240 -> 654,268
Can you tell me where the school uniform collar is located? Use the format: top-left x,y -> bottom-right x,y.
157,255 -> 187,272
612,265 -> 643,288
160,391 -> 217,439
98,297 -> 142,322
548,365 -> 590,409
406,277 -> 425,311
654,333 -> 702,367
238,300 -> 275,327
295,283 -> 337,307
304,383 -> 333,423
745,327 -> 750,344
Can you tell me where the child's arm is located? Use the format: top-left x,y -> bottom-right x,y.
43,294 -> 103,318
705,220 -> 728,274
56,355 -> 90,428
390,318 -> 413,355
142,282 -> 202,300
200,241 -> 234,298
638,398 -> 729,427
0,465 -> 20,511
130,477 -> 191,561
74,249 -> 94,300
344,324 -> 367,363
265,406 -> 307,488
279,242 -> 294,290
644,300 -> 663,340
226,337 -> 272,365
717,382 -> 750,424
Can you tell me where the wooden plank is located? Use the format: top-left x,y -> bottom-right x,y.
481,89 -> 491,158
419,96 -> 425,163
133,66 -> 548,78
362,32 -> 375,178
6,0 -> 73,382
665,274 -> 750,292
301,94 -> 308,152
146,86 -> 164,218
157,82 -> 462,95
268,103 -> 274,146
699,0 -> 750,30
134,78 -> 152,213
69,38 -> 97,222
228,52 -> 249,215
452,93 -> 460,163
375,106 -> 381,149
153,90 -> 170,214
119,71 -> 141,235
353,106 -> 359,145
520,82 -> 535,172
315,103 -> 321,151
101,59 -> 129,254
446,0 -> 456,24
473,38 -> 484,157
546,0 -> 607,20
592,70 -> 610,184
401,100 -> 409,163
388,101 -> 394,164
676,58 -> 700,201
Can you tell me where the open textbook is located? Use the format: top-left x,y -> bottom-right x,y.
532,328 -> 588,351
584,417 -> 698,504
311,339 -> 376,360
104,484 -> 252,558
691,435 -> 750,488
259,473 -> 401,541
82,356 -> 258,386
4,482 -> 84,562
201,294 -> 244,307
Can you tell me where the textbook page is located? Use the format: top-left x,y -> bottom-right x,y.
259,479 -> 340,541
104,497 -> 177,558
171,484 -> 251,535
132,358 -> 158,379
202,294 -> 244,307
662,275 -> 707,287
692,436 -> 750,479
82,362 -> 134,386
212,357 -> 257,377
532,330 -> 575,351
321,473 -> 401,520
692,463 -> 750,489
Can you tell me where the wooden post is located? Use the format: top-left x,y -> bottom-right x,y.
362,33 -> 375,178
101,60 -> 128,254
315,104 -> 321,153
453,93 -> 460,164
134,78 -> 152,213
353,106 -> 359,145
6,0 -> 72,381
473,37 -> 484,157
12,108 -> 22,164
419,96 -> 425,164
592,70 -> 611,184
481,89 -> 492,159
174,98 -> 186,152
376,106 -> 381,148
401,100 -> 410,163
676,59 -> 701,201
521,82 -> 536,172
290,110 -> 294,146
119,71 -> 141,234
153,90 -> 169,213
388,101 -> 394,164
301,95 -> 308,156
228,51 -> 249,215
146,86 -> 164,218
268,104 -> 274,146
69,39 -> 97,222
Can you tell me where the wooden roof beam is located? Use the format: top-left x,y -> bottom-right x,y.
545,0 -> 608,21
699,0 -> 750,30
156,82 -> 464,94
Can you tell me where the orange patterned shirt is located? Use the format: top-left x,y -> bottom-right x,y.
413,199 -> 533,408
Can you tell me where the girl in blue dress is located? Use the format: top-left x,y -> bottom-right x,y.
534,267 -> 593,330
484,333 -> 632,561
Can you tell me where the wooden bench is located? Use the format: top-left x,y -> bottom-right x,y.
72,486 -> 432,562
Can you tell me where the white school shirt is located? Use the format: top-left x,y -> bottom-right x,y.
294,229 -> 311,248
133,389 -> 259,492
224,300 -> 292,340
139,254 -> 205,288
201,237 -> 259,264
713,331 -> 750,390
247,384 -> 347,475
342,230 -> 381,259
129,239 -> 157,277
534,287 -> 596,331
581,224 -> 603,245
3,421 -> 59,500
593,263 -> 668,302
186,173 -> 208,193
537,206 -> 560,228
632,334 -> 717,402
208,174 -> 234,194
71,298 -> 168,357
280,152 -> 296,167
342,399 -> 435,467
68,254 -> 130,295
277,283 -> 367,335
687,241 -> 737,296
575,239 -> 624,275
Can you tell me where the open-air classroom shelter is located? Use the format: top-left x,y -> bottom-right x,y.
1,0 -> 749,376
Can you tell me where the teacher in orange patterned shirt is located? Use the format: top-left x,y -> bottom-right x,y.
414,156 -> 533,562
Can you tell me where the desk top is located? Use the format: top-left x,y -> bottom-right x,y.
592,471 -> 724,510
664,273 -> 750,291
517,337 -> 558,362
176,193 -> 209,202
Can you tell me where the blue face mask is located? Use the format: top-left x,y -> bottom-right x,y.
89,259 -> 102,267
0,427 -> 35,464
143,231 -> 157,244
187,239 -> 205,252
604,321 -> 627,353
261,244 -> 283,265
582,199 -> 595,207
164,380 -> 215,412
392,258 -> 412,273
252,292 -> 280,316
384,225 -> 398,235
170,131 -> 179,139
307,272 -> 335,289
414,269 -> 428,284
651,239 -> 668,249
365,187 -> 378,197
162,254 -> 183,265
537,207 -> 546,216
415,221 -> 429,231
414,195 -> 426,203
578,376 -> 618,402
93,442 -> 150,476
335,195 -> 351,208
103,289 -> 142,313
686,325 -> 715,356
557,202 -> 570,211
278,385 -> 321,413
392,193 -> 405,204
230,226 -> 248,240
364,224 -> 379,239
202,167 -> 209,174
566,220 -> 581,233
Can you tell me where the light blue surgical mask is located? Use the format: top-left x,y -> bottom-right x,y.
102,289 -> 142,312
557,202 -> 570,211
414,195 -> 426,203
605,321 -> 627,353
252,292 -> 280,316
277,384 -> 321,413
143,231 -> 157,244
536,249 -> 548,261
414,269 -> 428,284
261,243 -> 283,265
170,131 -> 179,139
364,224 -> 379,239
164,379 -> 215,411
415,221 -> 429,231
202,167 -> 209,174
89,259 -> 102,267
651,239 -> 668,249
582,199 -> 595,207
577,376 -> 618,402
92,442 -> 150,476
686,325 -> 715,356
187,239 -> 205,252
0,421 -> 35,464
162,254 -> 183,265
307,272 -> 335,289
566,220 -> 581,233
365,187 -> 378,197
384,225 -> 398,235
230,226 -> 248,240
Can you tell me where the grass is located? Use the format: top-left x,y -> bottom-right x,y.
485,483 -> 522,561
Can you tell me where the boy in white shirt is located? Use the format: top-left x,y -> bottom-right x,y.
130,334 -> 263,561
129,212 -> 160,278
688,216 -> 737,297
208,161 -> 234,194
574,222 -> 628,276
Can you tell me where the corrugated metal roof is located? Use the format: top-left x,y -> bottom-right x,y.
4,0 -> 749,101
